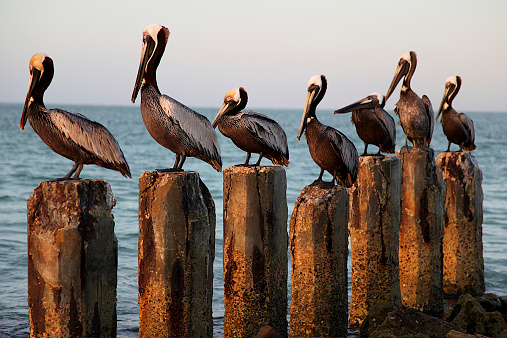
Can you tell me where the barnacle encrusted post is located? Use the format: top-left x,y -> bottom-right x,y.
27,180 -> 117,337
138,171 -> 215,337
222,165 -> 288,338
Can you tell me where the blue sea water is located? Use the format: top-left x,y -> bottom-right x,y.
0,102 -> 506,337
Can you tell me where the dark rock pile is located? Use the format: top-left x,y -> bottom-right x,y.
358,294 -> 507,337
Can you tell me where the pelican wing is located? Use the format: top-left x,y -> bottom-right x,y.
459,113 -> 475,142
159,94 -> 222,164
374,107 -> 397,141
422,95 -> 434,146
240,111 -> 289,158
327,127 -> 359,179
50,109 -> 129,169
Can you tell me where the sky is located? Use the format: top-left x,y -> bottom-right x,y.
1,0 -> 506,112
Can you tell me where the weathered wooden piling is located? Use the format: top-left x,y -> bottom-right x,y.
27,180 -> 117,337
223,166 -> 288,338
437,152 -> 484,297
348,156 -> 402,326
138,171 -> 215,338
397,148 -> 446,316
290,183 -> 349,338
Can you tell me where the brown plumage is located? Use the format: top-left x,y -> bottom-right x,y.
20,53 -> 131,180
436,76 -> 476,152
212,87 -> 289,166
131,24 -> 222,172
297,75 -> 359,187
334,93 -> 396,155
385,51 -> 434,150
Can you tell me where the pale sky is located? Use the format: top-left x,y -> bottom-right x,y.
1,0 -> 506,112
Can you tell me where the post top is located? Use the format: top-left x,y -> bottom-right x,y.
223,165 -> 286,175
359,155 -> 400,166
396,147 -> 434,158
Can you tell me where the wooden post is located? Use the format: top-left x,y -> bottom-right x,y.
348,156 -> 402,326
222,166 -> 288,338
289,183 -> 349,338
397,148 -> 446,316
138,171 -> 215,338
27,180 -> 117,337
437,152 -> 485,297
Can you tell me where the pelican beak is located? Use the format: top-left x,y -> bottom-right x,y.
436,83 -> 454,122
21,67 -> 42,130
385,61 -> 408,102
131,36 -> 156,103
297,88 -> 317,141
334,95 -> 375,114
212,100 -> 237,128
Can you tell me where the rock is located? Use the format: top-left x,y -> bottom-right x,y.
256,325 -> 283,338
359,301 -> 396,337
448,294 -> 507,337
446,330 -> 489,338
480,294 -> 507,323
365,294 -> 507,337
369,308 -> 462,338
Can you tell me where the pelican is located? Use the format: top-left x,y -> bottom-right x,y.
435,76 -> 476,152
212,87 -> 289,166
385,51 -> 434,151
20,53 -> 131,180
297,75 -> 359,187
334,93 -> 396,156
131,24 -> 222,172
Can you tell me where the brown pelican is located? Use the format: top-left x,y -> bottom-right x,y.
436,76 -> 476,152
131,24 -> 222,172
385,51 -> 434,151
20,53 -> 131,180
297,75 -> 359,187
334,93 -> 396,156
212,87 -> 289,166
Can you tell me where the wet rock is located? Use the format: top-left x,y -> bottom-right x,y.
448,294 -> 507,337
368,308 -> 461,337
445,330 -> 489,338
256,325 -> 282,338
359,301 -> 396,337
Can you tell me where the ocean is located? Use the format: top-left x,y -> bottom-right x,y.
1,102 -> 506,337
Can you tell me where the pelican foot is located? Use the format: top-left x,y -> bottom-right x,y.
156,168 -> 183,173
361,153 -> 385,158
310,179 -> 335,189
399,145 -> 413,154
418,146 -> 434,153
54,177 -> 81,182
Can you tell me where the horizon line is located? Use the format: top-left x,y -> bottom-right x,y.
1,101 -> 504,114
